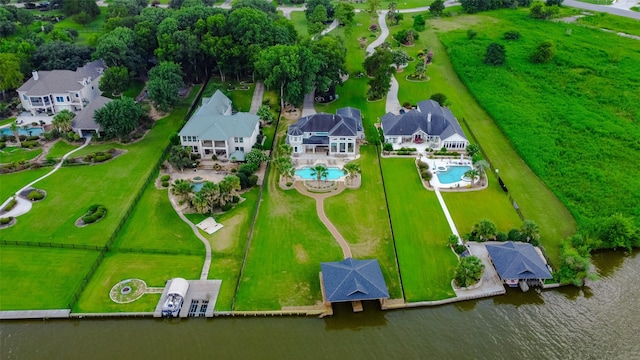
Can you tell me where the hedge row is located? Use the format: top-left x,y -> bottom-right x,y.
2,198 -> 17,212
82,205 -> 107,224
27,190 -> 44,201
0,217 -> 13,225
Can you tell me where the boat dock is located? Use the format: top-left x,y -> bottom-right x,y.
153,279 -> 221,318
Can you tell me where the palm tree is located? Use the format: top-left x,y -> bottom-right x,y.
343,162 -> 361,185
171,179 -> 194,203
464,168 -> 480,187
192,192 -> 210,214
200,181 -> 220,211
454,255 -> 485,287
279,144 -> 293,157
52,110 -> 75,132
9,123 -> 21,147
473,159 -> 490,184
219,175 -> 241,206
284,165 -> 295,183
472,219 -> 498,241
520,220 -> 540,243
310,164 -> 328,185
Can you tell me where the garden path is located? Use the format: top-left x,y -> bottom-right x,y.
294,182 -> 352,259
0,136 -> 92,218
167,191 -> 212,280
434,187 -> 460,239
249,82 -> 265,114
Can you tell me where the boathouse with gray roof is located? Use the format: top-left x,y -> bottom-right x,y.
485,241 -> 552,289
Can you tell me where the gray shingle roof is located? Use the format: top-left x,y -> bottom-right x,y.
288,112 -> 360,137
17,60 -> 105,96
179,90 -> 259,140
381,99 -> 467,140
321,258 -> 390,302
336,107 -> 363,132
72,95 -> 112,131
486,242 -> 552,280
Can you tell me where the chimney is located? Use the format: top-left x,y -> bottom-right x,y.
427,112 -> 432,134
32,71 -> 39,81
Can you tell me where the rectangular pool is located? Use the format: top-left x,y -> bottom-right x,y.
295,167 -> 344,180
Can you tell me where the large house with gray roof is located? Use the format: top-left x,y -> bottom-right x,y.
179,90 -> 260,161
381,100 -> 469,151
287,107 -> 364,156
17,60 -> 105,115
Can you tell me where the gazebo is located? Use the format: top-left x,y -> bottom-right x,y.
320,258 -> 389,312
486,242 -> 552,291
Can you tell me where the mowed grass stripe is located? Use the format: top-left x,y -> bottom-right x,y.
382,158 -> 457,302
324,145 -> 402,299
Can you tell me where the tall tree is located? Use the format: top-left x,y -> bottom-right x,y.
99,66 -> 131,96
32,41 -> 93,70
9,122 -> 21,147
172,179 -> 194,202
93,97 -> 144,140
367,0 -> 382,18
254,45 -> 320,109
219,175 -> 241,206
95,27 -> 144,74
430,0 -> 445,16
472,219 -> 498,241
310,164 -> 329,184
0,53 -> 23,95
334,2 -> 355,26
343,162 -> 361,186
52,110 -> 75,132
147,61 -> 184,113
309,36 -> 348,93
305,0 -> 335,20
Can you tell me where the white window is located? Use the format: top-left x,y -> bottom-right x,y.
235,147 -> 245,152
234,137 -> 244,143
56,96 -> 64,102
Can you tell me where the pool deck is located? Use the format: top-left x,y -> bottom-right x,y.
420,156 -> 474,189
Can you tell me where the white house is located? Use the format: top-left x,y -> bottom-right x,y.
287,107 -> 364,156
381,100 -> 469,151
179,90 -> 260,161
17,60 -> 105,115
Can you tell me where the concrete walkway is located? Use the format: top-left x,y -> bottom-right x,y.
249,82 -> 265,114
366,11 -> 390,56
564,0 -> 640,19
301,90 -> 317,117
433,187 -> 460,239
294,182 -> 352,259
167,191 -> 212,280
385,75 -> 401,114
0,137 -> 92,217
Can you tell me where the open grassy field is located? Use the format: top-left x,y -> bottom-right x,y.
0,247 -> 100,310
184,187 -> 260,311
382,158 -> 457,301
324,145 -> 403,298
45,140 -> 79,159
202,77 -> 256,112
576,13 -> 640,37
54,7 -> 107,45
0,147 -> 42,164
0,87 -> 201,247
0,167 -> 50,202
434,10 -> 640,233
442,177 -> 523,238
73,252 -> 202,313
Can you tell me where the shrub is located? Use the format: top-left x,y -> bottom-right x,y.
82,205 -> 106,224
248,175 -> 259,187
421,170 -> 433,181
21,140 -> 40,148
369,24 -> 378,32
0,142 -> 5,149
402,101 -> 412,108
530,40 -> 555,64
454,244 -> 467,254
530,2 -> 559,19
484,43 -> 506,65
508,228 -> 522,241
0,217 -> 13,225
160,175 -> 170,182
239,163 -> 258,176
221,203 -> 233,211
496,231 -> 509,242
27,190 -> 44,201
503,31 -> 521,40
27,135 -> 40,141
430,93 -> 449,107
383,143 -> 394,152
3,198 -> 17,212
467,29 -> 477,39
417,161 -> 429,169
413,14 -> 426,31
162,181 -> 170,187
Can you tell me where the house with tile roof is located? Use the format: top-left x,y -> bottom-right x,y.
287,107 -> 363,156
179,90 -> 260,161
320,258 -> 389,311
17,60 -> 106,116
485,242 -> 553,289
381,99 -> 469,151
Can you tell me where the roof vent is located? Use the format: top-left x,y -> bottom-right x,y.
32,71 -> 39,81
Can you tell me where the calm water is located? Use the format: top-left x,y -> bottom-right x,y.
437,165 -> 472,184
0,127 -> 44,137
295,167 -> 344,180
1,251 -> 638,359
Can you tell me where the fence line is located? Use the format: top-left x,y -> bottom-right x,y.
461,118 -> 525,222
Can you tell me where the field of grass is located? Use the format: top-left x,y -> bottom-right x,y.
324,145 -> 403,299
202,77 -> 255,112
54,7 -> 107,45
73,252 -> 202,313
577,13 -> 640,37
45,140 -> 79,159
0,167 -> 50,201
382,158 -> 458,301
0,247 -> 100,310
184,187 -> 260,311
435,10 -> 639,233
0,117 -> 16,127
442,177 -> 523,238
0,147 -> 42,164
288,11 -> 308,38
121,79 -> 146,99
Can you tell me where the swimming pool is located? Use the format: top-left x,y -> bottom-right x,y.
436,165 -> 472,184
0,127 -> 44,137
193,183 -> 204,192
295,167 -> 344,180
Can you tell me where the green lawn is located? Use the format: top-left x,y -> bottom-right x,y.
112,186 -> 204,253
185,188 -> 260,311
382,158 -> 458,302
122,79 -> 146,99
54,7 -> 107,45
441,177 -> 523,238
0,147 -> 42,164
288,11 -> 309,38
324,145 -> 403,299
0,247 -> 100,310
73,252 -> 202,313
46,140 -> 79,160
0,167 -> 50,201
0,117 -> 16,127
202,77 -> 255,112
69,143 -> 122,158
577,13 -> 640,37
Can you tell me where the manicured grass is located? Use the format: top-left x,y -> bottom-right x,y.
0,167 -> 50,201
0,117 -> 16,127
73,252 -> 202,313
0,247 -> 99,310
577,13 -> 640,37
382,158 -> 458,301
0,85 -> 201,247
324,145 -> 403,299
0,147 -> 42,164
54,7 -> 107,45
235,126 -> 342,309
202,77 -> 255,112
441,177 -> 523,238
288,11 -> 309,38
186,188 -> 260,311
261,124 -> 275,150
45,140 -> 79,159
69,143 -> 122,158
112,186 -> 204,253
434,10 -> 638,237
122,79 -> 146,99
